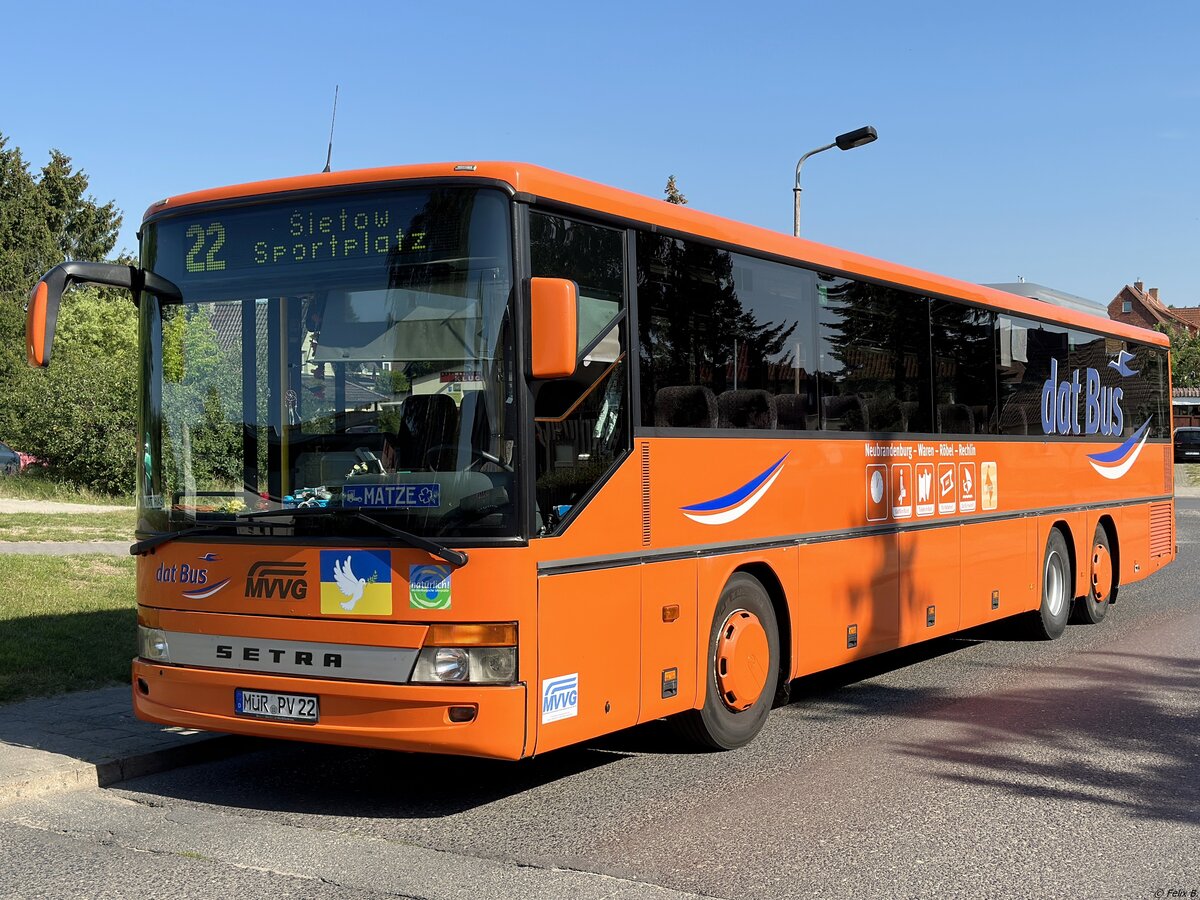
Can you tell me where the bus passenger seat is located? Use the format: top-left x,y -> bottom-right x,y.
395,394 -> 460,469
718,390 -> 777,430
971,405 -> 990,434
654,386 -> 718,428
821,394 -> 866,431
863,396 -> 904,432
997,398 -> 1029,435
937,403 -> 975,435
775,393 -> 807,430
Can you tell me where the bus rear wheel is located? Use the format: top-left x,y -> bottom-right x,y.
1072,525 -> 1114,625
678,573 -> 779,751
1026,527 -> 1071,640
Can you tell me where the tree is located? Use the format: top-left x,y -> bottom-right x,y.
38,150 -> 121,263
0,133 -> 130,493
664,175 -> 688,205
6,287 -> 138,493
1157,323 -> 1200,388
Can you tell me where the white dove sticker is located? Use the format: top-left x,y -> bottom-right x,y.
333,556 -> 366,610
320,550 -> 392,615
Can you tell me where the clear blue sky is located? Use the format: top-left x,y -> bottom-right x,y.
4,0 -> 1198,307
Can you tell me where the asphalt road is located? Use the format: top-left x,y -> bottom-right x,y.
4,504 -> 1199,899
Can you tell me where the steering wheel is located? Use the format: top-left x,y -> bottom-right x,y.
423,445 -> 512,472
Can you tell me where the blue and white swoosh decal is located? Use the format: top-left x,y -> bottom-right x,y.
1087,418 -> 1151,480
680,454 -> 788,525
182,578 -> 230,600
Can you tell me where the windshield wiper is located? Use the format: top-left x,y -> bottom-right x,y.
130,524 -> 232,556
238,507 -> 469,568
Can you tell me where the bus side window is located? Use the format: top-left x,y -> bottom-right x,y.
636,233 -> 818,431
932,300 -> 996,435
816,276 -> 933,434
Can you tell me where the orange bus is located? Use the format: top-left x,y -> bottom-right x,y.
26,162 -> 1175,758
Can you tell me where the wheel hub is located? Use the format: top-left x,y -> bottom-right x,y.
716,609 -> 769,712
1045,550 -> 1066,617
1091,541 -> 1112,602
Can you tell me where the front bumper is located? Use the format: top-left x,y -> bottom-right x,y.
131,659 -> 528,760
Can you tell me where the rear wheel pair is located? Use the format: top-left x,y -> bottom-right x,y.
1028,525 -> 1115,639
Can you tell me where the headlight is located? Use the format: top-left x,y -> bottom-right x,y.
410,623 -> 518,684
433,647 -> 469,682
137,626 -> 171,663
411,646 -> 517,684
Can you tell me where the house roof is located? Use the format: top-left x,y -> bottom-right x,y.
1113,282 -> 1196,332
1171,307 -> 1200,328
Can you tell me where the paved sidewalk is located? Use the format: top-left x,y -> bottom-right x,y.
0,499 -> 131,514
0,685 -> 240,806
0,541 -> 129,556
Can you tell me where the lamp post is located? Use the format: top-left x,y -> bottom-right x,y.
793,125 -> 878,237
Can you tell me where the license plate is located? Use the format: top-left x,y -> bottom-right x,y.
234,688 -> 318,724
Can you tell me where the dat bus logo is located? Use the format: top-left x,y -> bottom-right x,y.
1040,358 -> 1124,436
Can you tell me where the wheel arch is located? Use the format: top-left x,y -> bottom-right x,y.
1050,518 -> 1078,597
1096,513 -> 1121,601
732,561 -> 792,700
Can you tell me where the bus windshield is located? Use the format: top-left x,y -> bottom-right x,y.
138,186 -> 519,539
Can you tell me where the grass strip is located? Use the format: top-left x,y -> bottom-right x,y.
0,511 -> 136,543
0,471 -> 132,506
0,554 -> 136,703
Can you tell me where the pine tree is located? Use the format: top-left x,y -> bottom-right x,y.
664,175 -> 688,205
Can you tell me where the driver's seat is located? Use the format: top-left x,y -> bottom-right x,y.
394,394 -> 459,470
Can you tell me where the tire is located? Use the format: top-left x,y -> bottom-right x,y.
1072,525 -> 1114,625
677,573 -> 779,750
1025,527 -> 1072,640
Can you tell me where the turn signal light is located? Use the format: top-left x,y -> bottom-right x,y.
425,623 -> 516,647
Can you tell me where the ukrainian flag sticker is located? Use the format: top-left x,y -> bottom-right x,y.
319,550 -> 392,615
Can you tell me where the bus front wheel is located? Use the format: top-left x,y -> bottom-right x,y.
1026,527 -> 1072,640
678,573 -> 779,751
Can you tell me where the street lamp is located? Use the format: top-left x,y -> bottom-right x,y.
793,125 -> 878,237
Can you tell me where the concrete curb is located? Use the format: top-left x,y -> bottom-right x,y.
0,734 -> 251,806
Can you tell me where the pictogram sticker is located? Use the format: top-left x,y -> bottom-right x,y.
937,463 -> 956,515
915,463 -> 935,517
959,463 -> 977,513
866,465 -> 888,522
891,464 -> 912,519
981,461 -> 998,511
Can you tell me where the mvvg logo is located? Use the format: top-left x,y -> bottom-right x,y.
541,673 -> 579,723
246,561 -> 308,600
1041,358 -> 1124,436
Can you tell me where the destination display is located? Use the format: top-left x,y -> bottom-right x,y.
151,188 -> 488,285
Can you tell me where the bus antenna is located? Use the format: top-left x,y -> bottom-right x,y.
322,85 -> 339,173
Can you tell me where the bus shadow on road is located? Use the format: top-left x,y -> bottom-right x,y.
886,650 -> 1200,826
121,738 -> 634,819
587,636 -> 983,755
788,635 -> 981,705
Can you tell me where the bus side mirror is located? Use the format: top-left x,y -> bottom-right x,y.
530,277 -> 578,379
25,262 -> 182,368
26,278 -> 60,368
